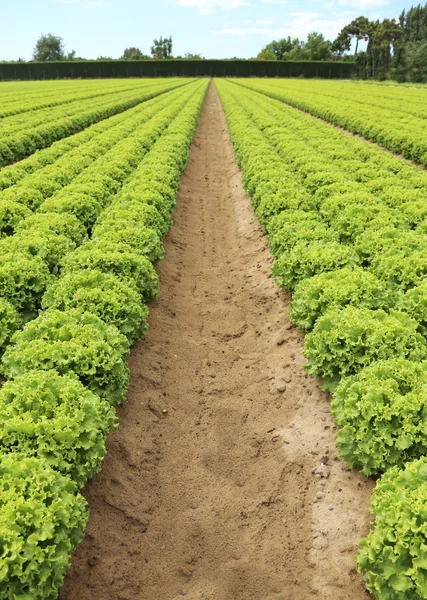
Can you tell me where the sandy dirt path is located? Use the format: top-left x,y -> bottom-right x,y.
60,81 -> 373,600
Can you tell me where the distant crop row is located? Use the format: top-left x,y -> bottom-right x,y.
0,78 -> 208,599
0,78 -> 192,167
0,79 -> 161,118
217,78 -> 427,600
233,78 -> 427,166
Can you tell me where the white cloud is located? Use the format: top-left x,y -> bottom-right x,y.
257,17 -> 274,24
279,11 -> 356,39
215,11 -> 353,38
260,0 -> 286,4
215,27 -> 272,34
336,0 -> 388,7
171,0 -> 250,15
58,0 -> 102,7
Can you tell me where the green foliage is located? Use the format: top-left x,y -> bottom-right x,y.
272,241 -> 359,292
1,233 -> 77,272
96,203 -> 169,238
354,227 -> 426,264
117,186 -> 175,221
267,209 -> 320,235
0,299 -> 21,355
16,212 -> 88,246
215,78 -> 427,598
357,457 -> 427,598
329,203 -> 405,243
42,269 -> 149,342
257,32 -> 332,62
122,47 -> 146,60
0,79 -> 209,596
371,247 -> 427,291
332,359 -> 427,475
151,36 -> 173,59
0,371 -> 116,487
256,48 -> 277,61
2,309 -> 130,405
0,200 -> 31,237
255,188 -> 313,229
38,194 -> 103,230
0,251 -> 52,319
268,220 -> 338,258
33,33 -> 66,62
92,224 -> 164,263
304,32 -> 333,61
290,267 -> 395,331
60,240 -> 160,301
1,186 -> 44,210
0,453 -> 87,600
400,280 -> 427,336
304,307 -> 427,391
333,16 -> 370,55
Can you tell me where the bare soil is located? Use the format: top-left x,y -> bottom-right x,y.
60,82 -> 373,600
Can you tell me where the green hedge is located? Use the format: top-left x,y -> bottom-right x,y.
0,60 -> 355,81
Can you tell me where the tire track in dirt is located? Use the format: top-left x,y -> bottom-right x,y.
60,81 -> 373,600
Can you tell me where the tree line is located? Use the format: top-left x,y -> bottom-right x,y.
257,3 -> 427,81
9,4 -> 427,82
12,34 -> 204,63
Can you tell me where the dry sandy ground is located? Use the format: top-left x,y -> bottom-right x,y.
60,82 -> 374,600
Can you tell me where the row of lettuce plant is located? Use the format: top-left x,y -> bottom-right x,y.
216,78 -> 427,599
0,80 -> 192,192
0,78 -> 191,168
0,78 -> 208,599
0,79 -> 179,135
0,79 -> 163,119
0,81 -> 202,345
232,78 -> 427,167
0,82 -> 196,246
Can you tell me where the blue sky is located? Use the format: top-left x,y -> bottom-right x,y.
0,0 -> 417,60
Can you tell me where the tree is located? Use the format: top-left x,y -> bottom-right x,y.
151,36 -> 173,59
122,47 -> 146,60
257,48 -> 277,60
258,37 -> 299,60
333,17 -> 370,55
33,34 -> 66,61
304,32 -> 332,60
184,52 -> 204,59
257,33 -> 331,61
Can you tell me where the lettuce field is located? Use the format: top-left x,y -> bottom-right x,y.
1,77 -> 427,599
